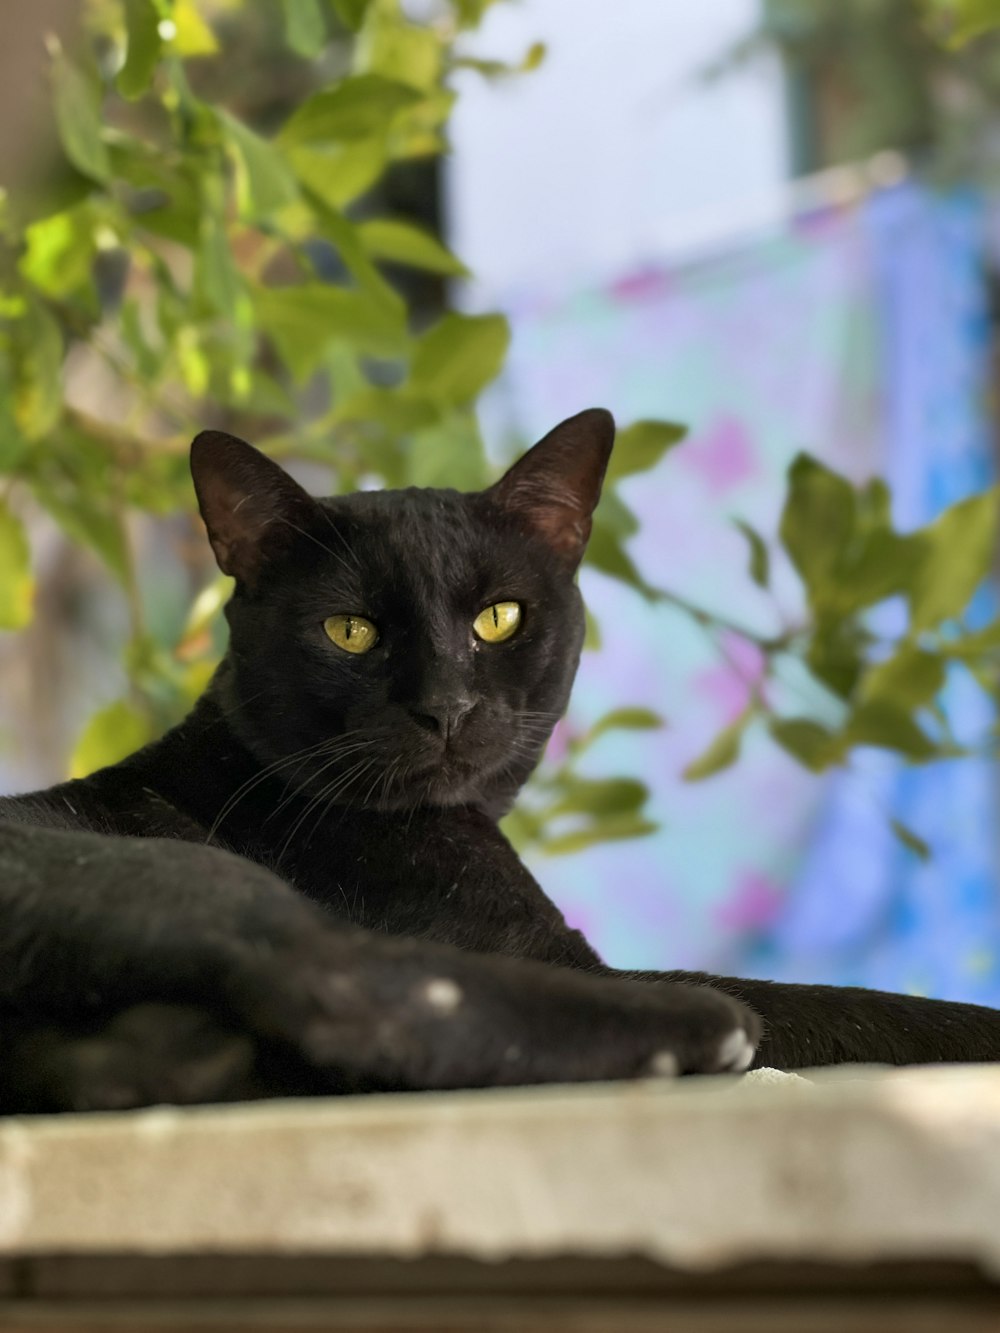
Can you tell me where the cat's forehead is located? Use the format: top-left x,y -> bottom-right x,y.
315,486 -> 532,600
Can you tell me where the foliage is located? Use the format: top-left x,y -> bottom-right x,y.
0,0 -> 998,865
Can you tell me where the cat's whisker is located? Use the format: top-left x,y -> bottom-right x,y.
298,757 -> 382,852
277,754 -> 379,858
265,736 -> 378,823
207,736 -> 345,840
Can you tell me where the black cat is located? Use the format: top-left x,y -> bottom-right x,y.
2,408 -> 999,1113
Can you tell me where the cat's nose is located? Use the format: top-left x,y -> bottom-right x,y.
410,695 -> 475,740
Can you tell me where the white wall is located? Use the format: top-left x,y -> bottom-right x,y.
446,0 -> 787,302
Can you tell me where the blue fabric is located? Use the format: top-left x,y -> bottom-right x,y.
734,184 -> 1000,1004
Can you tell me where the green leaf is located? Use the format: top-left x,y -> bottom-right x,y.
733,518 -> 770,588
280,75 -> 422,144
364,18 -> 442,92
452,41 -> 547,78
20,207 -> 98,300
0,502 -> 34,630
307,201 -> 402,309
217,112 -> 299,219
357,218 -> 468,276
193,210 -> 243,316
582,707 -> 664,745
282,0 -> 328,56
908,488 -> 1000,632
890,819 -> 931,861
11,301 -> 63,441
69,699 -> 153,780
780,453 -> 855,604
860,647 -> 946,710
331,0 -> 373,30
51,43 -> 110,183
331,386 -> 438,434
840,529 -> 923,610
605,419 -> 686,484
769,717 -> 840,772
117,0 -> 163,99
541,814 -> 657,857
169,0 -> 219,56
288,141 -> 387,209
683,709 -> 752,781
940,619 -> 1000,658
585,506 -> 650,595
407,412 -> 489,490
252,282 -> 407,380
409,313 -> 509,404
844,701 -> 938,761
548,776 -> 648,818
806,616 -> 865,700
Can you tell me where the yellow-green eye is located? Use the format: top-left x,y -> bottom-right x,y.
473,601 -> 522,643
324,614 -> 379,654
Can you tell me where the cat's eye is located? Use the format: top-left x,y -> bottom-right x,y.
473,601 -> 522,643
324,614 -> 379,654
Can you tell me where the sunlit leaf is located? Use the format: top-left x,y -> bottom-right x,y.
409,312 -> 509,404
281,75 -> 421,144
169,0 -> 219,56
69,699 -> 153,780
364,17 -> 442,91
20,207 -> 97,300
118,0 -> 163,99
908,487 -> 1000,631
288,141 -> 388,209
357,218 -> 468,275
0,502 -> 34,630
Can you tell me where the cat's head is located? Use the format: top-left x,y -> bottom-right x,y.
191,409 -> 614,817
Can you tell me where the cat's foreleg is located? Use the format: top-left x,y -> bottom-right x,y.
621,970 -> 1000,1069
0,820 -> 761,1111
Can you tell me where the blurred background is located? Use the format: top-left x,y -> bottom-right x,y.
2,0 -> 1000,1003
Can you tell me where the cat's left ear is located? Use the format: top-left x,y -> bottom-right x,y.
190,430 -> 320,587
487,408 -> 615,567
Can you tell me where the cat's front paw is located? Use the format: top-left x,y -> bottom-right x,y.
637,984 -> 760,1077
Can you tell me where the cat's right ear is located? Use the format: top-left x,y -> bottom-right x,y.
190,431 -> 319,587
487,408 -> 615,568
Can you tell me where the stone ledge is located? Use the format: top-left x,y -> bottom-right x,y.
0,1065 -> 999,1275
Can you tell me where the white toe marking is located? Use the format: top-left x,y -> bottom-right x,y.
647,1050 -> 680,1078
717,1029 -> 755,1072
422,978 -> 463,1013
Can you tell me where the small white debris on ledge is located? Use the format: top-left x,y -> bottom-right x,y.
0,1064 -> 999,1274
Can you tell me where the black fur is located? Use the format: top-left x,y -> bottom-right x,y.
1,408 -> 997,1113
